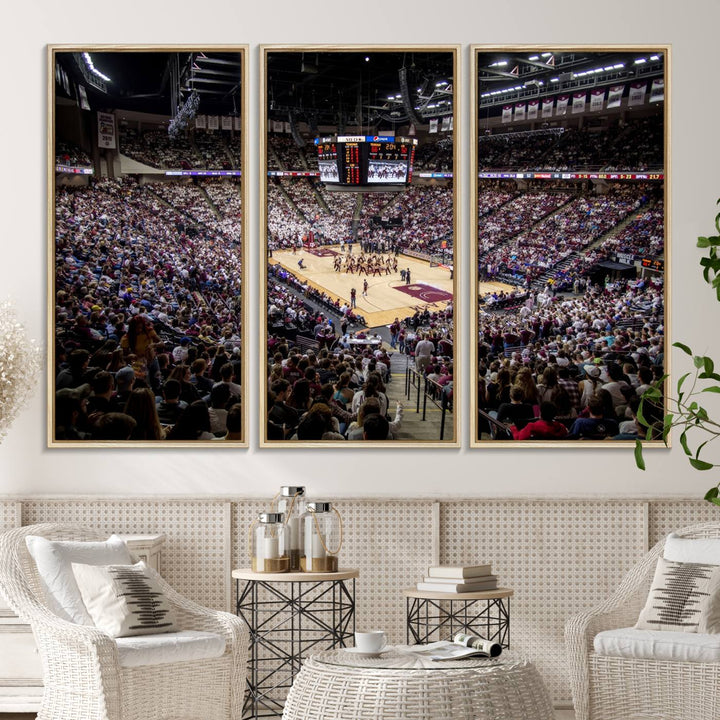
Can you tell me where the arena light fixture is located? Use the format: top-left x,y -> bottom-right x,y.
82,53 -> 111,83
650,54 -> 660,61
635,58 -> 647,64
489,61 -> 508,67
528,55 -> 539,61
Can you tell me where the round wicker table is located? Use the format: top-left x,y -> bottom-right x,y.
282,647 -> 554,720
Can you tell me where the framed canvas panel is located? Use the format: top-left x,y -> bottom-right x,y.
261,45 -> 459,447
470,46 -> 670,447
49,46 -> 248,446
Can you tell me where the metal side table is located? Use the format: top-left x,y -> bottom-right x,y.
404,587 -> 513,647
233,568 -> 359,719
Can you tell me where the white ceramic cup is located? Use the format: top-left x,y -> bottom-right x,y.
354,630 -> 387,654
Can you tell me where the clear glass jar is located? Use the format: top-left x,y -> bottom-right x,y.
251,513 -> 290,573
277,486 -> 306,571
301,501 -> 342,573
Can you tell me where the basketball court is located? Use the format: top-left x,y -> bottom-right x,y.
270,245 -> 456,328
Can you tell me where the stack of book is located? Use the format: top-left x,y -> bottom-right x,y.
416,564 -> 498,593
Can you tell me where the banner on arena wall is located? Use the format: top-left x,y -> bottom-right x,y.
572,92 -> 586,114
556,95 -> 569,115
221,116 -> 232,130
195,115 -> 207,129
284,122 -> 292,134
97,112 -> 116,149
272,120 -> 283,133
514,102 -> 526,121
649,78 -> 665,103
607,85 -> 624,109
628,82 -> 647,107
541,98 -> 554,117
590,89 -> 605,112
78,84 -> 90,111
502,105 -> 512,123
408,123 -> 416,136
233,116 -> 242,131
448,116 -> 453,131
208,115 -> 219,130
527,100 -> 539,119
441,116 -> 450,132
429,118 -> 438,133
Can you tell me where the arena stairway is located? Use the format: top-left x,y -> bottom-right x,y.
384,350 -> 452,441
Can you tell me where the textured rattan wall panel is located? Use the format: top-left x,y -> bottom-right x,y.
648,500 -> 720,545
0,501 -> 18,531
232,499 -> 434,646
22,500 -> 228,610
339,500 -> 434,643
440,500 -> 646,704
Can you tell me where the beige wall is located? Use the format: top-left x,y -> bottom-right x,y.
2,1 -> 719,497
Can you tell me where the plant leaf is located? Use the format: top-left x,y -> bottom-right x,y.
673,342 -> 692,356
634,440 -> 646,471
680,431 -> 691,456
694,356 -> 705,369
705,357 -> 715,375
701,386 -> 720,394
690,458 -> 715,471
705,487 -> 720,501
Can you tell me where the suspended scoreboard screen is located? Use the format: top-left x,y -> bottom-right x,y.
315,135 -> 418,187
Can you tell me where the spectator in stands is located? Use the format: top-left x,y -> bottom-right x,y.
568,394 -> 619,439
223,403 -> 243,441
156,379 -> 187,426
513,402 -> 569,440
496,385 -> 535,430
124,387 -> 165,441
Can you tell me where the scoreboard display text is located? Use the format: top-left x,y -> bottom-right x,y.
315,135 -> 417,186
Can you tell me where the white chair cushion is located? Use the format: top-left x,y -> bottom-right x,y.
25,535 -> 133,625
115,630 -> 226,668
664,532 -> 720,565
594,627 -> 720,663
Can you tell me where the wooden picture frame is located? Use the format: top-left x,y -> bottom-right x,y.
470,45 -> 670,447
48,45 -> 249,446
260,45 -> 460,447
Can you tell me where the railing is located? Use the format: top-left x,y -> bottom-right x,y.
404,359 -> 453,441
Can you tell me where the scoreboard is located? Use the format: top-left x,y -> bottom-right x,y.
314,135 -> 417,187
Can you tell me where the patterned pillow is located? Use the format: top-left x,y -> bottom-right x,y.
635,557 -> 720,633
71,560 -> 178,638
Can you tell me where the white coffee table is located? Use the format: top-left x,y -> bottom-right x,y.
282,646 -> 554,720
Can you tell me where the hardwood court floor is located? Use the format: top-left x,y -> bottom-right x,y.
270,247 -> 454,328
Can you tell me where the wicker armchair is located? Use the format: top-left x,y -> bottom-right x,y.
0,523 -> 248,720
565,521 -> 720,720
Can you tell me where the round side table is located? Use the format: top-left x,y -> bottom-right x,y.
282,647 -> 554,720
233,568 -> 359,719
404,587 -> 514,647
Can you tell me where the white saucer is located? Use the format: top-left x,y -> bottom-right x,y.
343,647 -> 390,657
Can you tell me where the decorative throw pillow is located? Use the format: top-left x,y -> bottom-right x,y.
664,532 -> 720,565
71,561 -> 178,638
25,534 -> 134,625
635,557 -> 720,633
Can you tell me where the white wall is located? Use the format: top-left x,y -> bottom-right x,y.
1,0 -> 719,498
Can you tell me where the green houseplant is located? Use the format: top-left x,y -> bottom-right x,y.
635,199 -> 720,507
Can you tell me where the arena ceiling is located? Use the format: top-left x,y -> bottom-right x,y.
478,49 -> 665,113
266,50 -> 454,129
55,51 -> 243,117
